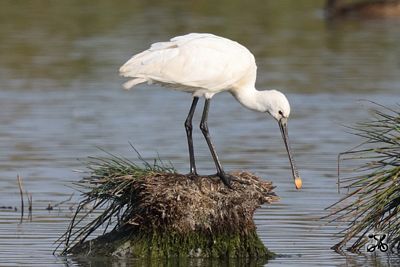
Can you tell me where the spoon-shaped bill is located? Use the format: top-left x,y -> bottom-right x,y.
278,118 -> 302,189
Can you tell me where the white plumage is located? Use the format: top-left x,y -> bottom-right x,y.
119,33 -> 256,98
119,33 -> 301,189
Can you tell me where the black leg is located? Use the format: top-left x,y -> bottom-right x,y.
199,98 -> 232,187
185,97 -> 199,175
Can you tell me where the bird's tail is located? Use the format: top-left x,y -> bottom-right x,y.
119,50 -> 155,90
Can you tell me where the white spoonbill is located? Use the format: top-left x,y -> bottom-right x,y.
119,33 -> 302,189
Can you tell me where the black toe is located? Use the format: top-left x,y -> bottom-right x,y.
217,172 -> 233,188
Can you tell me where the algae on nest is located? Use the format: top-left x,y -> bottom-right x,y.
56,152 -> 278,260
69,225 -> 272,259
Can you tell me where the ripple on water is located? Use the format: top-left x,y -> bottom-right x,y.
1,0 -> 400,266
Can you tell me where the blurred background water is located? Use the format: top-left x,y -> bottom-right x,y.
0,0 -> 399,266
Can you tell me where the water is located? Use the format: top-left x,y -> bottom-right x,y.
0,0 -> 399,266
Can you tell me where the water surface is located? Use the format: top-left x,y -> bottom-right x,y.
1,1 -> 400,266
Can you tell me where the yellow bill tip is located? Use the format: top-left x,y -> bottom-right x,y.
295,177 -> 302,190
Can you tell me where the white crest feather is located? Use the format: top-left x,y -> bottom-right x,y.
122,78 -> 147,90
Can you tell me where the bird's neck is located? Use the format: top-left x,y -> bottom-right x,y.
230,86 -> 271,113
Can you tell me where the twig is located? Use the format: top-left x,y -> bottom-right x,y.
27,192 -> 32,212
54,193 -> 74,208
17,175 -> 24,223
27,192 -> 32,222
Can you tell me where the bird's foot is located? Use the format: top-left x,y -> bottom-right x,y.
186,171 -> 198,179
216,172 -> 233,188
187,171 -> 233,188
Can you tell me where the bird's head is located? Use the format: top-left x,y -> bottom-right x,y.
262,90 -> 302,190
264,90 -> 291,122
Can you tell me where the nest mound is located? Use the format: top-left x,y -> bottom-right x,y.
60,161 -> 278,259
113,171 -> 278,234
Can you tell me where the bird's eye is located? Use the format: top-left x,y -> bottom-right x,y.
278,110 -> 283,116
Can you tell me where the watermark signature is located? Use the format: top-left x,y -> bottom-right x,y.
366,233 -> 400,254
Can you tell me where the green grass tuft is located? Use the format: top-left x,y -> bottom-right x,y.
55,146 -> 175,255
327,102 -> 400,253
